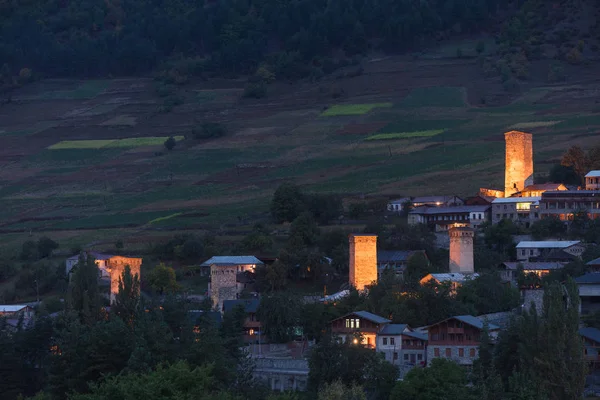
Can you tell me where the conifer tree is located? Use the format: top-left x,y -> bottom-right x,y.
113,265 -> 140,326
67,253 -> 101,325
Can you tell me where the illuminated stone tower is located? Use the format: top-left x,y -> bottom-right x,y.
106,256 -> 142,304
349,234 -> 378,291
504,131 -> 533,197
449,226 -> 474,274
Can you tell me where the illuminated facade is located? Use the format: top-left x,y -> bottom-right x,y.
504,131 -> 534,198
449,226 -> 474,274
106,256 -> 142,304
349,234 -> 378,291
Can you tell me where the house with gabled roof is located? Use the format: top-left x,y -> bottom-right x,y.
329,311 -> 390,348
426,315 -> 500,366
223,299 -> 261,343
580,327 -> 600,368
377,250 -> 428,278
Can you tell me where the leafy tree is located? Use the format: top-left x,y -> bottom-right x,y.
37,237 -> 59,258
148,263 -> 179,295
263,260 -> 288,291
306,194 -> 343,224
270,183 -> 305,223
163,136 -> 176,151
20,240 -> 39,261
257,292 -> 300,343
482,220 -> 519,258
113,265 -> 141,326
561,145 -> 589,185
456,272 -> 520,315
67,254 -> 102,325
317,381 -> 366,400
403,252 -> 432,288
390,358 -> 475,400
289,212 -> 320,246
192,122 -> 226,140
68,361 -> 237,400
530,216 -> 566,240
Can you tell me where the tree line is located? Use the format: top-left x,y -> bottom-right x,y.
0,0 -> 505,80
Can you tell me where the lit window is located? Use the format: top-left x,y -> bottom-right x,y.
355,319 -> 360,328
350,319 -> 355,329
346,319 -> 350,328
516,203 -> 531,211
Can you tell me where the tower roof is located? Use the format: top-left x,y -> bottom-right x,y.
504,130 -> 532,137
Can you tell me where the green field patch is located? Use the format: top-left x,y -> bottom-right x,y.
35,80 -> 110,100
508,121 -> 561,130
366,129 -> 445,141
148,212 -> 183,225
321,103 -> 393,116
400,87 -> 466,108
48,136 -> 185,150
48,210 -> 186,230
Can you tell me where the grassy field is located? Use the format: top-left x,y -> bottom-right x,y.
321,103 -> 393,116
49,136 -> 186,149
0,54 -> 598,253
366,129 -> 445,140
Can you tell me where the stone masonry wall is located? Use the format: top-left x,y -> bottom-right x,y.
349,234 -> 378,291
210,265 -> 237,311
427,345 -> 479,366
504,131 -> 533,197
449,227 -> 474,274
107,256 -> 142,304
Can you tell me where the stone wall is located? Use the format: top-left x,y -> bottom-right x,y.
427,345 -> 479,366
521,289 -> 544,314
504,131 -> 533,197
106,256 -> 142,304
349,234 -> 378,291
253,358 -> 309,392
210,265 -> 238,311
449,227 -> 474,274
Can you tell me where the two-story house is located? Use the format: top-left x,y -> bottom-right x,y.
499,261 -> 566,283
376,324 -> 428,367
329,311 -> 390,348
575,273 -> 600,315
408,205 -> 490,231
515,240 -> 583,262
426,315 -> 500,366
491,197 -> 541,227
580,327 -> 600,368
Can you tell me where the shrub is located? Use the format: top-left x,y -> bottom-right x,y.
164,136 -> 177,151
566,48 -> 583,65
243,81 -> 267,98
192,122 -> 226,140
547,62 -> 566,83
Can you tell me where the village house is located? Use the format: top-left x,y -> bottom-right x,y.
419,273 -> 480,294
329,311 -> 390,348
223,299 -> 262,343
587,257 -> 600,272
511,183 -> 568,198
498,261 -> 566,282
516,240 -> 583,262
539,190 -> 600,221
575,273 -> 600,315
377,325 -> 428,368
586,171 -> 600,190
387,197 -> 412,213
491,197 -> 541,227
408,205 -> 490,231
580,327 -> 600,369
377,250 -> 428,279
426,315 -> 500,366
203,256 -> 263,312
0,304 -> 35,319
464,195 -> 496,206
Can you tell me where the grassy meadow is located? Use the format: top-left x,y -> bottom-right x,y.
0,58 -> 599,252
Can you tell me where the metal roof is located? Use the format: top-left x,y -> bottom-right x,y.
492,196 -> 541,204
0,305 -> 30,313
409,205 -> 489,215
200,256 -> 264,267
412,195 -> 462,203
516,240 -> 580,249
586,171 -> 600,178
377,250 -> 424,263
379,324 -> 409,335
587,257 -> 600,266
575,273 -> 600,284
403,331 -> 428,341
425,273 -> 479,283
453,315 -> 499,330
522,183 -> 566,191
580,327 -> 600,343
222,299 -> 260,313
502,261 -> 566,271
337,310 -> 390,324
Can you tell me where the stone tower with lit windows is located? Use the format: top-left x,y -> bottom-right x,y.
349,234 -> 378,291
106,256 -> 142,304
504,131 -> 534,197
449,226 -> 474,274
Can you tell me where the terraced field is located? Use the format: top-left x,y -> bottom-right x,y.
1,54 -> 600,251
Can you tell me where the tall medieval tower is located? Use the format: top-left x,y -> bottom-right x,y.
349,234 -> 378,291
504,130 -> 533,197
106,256 -> 142,304
449,226 -> 474,274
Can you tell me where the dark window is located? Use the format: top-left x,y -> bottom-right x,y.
390,337 -> 395,345
383,338 -> 388,345
445,348 -> 451,357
